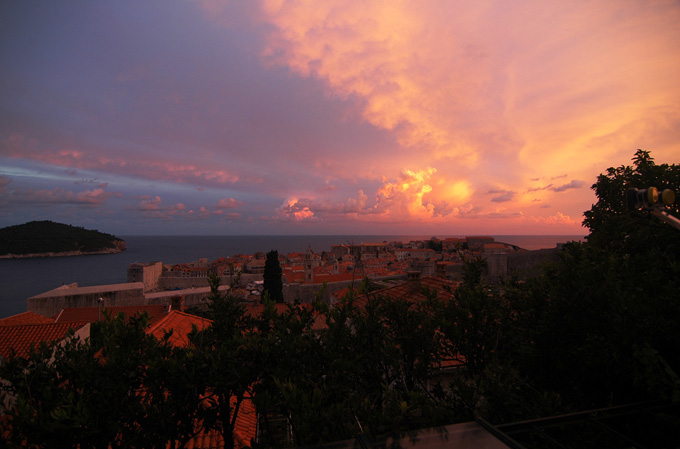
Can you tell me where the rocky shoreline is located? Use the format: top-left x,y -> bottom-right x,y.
0,247 -> 125,259
0,240 -> 127,259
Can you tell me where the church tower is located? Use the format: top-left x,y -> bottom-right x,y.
304,246 -> 314,284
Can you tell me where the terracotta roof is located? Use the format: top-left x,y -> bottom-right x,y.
232,396 -> 257,448
179,428 -> 225,449
0,311 -> 54,327
146,310 -> 212,347
0,321 -> 88,359
175,396 -> 257,449
146,311 -> 257,448
54,304 -> 168,324
351,276 -> 458,310
245,303 -> 327,331
309,272 -> 359,284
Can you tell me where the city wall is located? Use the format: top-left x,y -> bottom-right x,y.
27,282 -> 231,317
157,273 -> 262,291
485,248 -> 560,280
28,283 -> 146,317
144,285 -> 231,310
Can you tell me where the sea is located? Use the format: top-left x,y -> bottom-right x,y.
0,234 -> 585,319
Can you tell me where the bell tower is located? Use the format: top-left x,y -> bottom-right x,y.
304,246 -> 314,284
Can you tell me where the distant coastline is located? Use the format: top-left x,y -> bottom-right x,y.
0,246 -> 125,259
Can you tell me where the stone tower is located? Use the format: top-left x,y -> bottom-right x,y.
304,246 -> 314,284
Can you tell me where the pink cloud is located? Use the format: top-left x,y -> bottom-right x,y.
75,188 -> 116,205
168,203 -> 187,216
7,187 -> 118,207
133,197 -> 193,220
139,196 -> 162,211
216,197 -> 243,209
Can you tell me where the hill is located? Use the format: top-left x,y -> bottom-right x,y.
0,221 -> 126,258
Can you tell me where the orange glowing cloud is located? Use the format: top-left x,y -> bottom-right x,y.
255,0 -> 679,232
260,0 -> 482,164
274,168 -> 476,225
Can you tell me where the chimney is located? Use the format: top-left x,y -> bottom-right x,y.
407,271 -> 421,288
436,261 -> 447,279
170,295 -> 185,312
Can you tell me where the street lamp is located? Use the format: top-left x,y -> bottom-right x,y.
627,187 -> 680,231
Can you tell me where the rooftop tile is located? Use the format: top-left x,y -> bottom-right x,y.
0,321 -> 88,359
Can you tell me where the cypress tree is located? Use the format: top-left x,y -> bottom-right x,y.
263,249 -> 284,302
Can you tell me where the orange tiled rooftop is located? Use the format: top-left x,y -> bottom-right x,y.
146,310 -> 212,347
0,311 -> 54,327
0,321 -> 88,359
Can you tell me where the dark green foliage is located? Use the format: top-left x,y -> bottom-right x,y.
251,290 -> 456,446
527,150 -> 680,409
0,313 -> 204,448
0,220 -> 124,256
193,274 -> 260,449
263,250 -> 284,302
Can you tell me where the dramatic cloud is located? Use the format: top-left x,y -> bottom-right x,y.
1,0 -> 678,234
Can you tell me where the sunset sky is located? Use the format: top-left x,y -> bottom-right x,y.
1,1 -> 678,236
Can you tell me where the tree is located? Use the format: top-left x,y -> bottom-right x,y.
531,150 -> 680,408
584,149 -> 680,249
191,274 -> 260,449
263,249 -> 284,302
0,313 -> 204,448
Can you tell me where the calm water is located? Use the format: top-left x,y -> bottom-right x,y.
0,234 -> 584,318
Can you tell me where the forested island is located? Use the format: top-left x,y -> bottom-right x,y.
0,220 -> 126,258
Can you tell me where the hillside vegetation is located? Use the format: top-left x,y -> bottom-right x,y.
0,220 -> 125,257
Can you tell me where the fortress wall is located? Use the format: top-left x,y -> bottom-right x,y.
506,248 -> 559,278
484,248 -> 560,281
157,273 -> 262,290
145,285 -> 231,310
485,253 -> 508,278
28,283 -> 145,317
